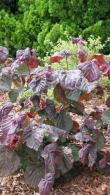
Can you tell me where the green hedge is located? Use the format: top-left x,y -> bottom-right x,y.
0,0 -> 110,56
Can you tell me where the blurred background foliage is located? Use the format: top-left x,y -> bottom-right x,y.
0,0 -> 110,57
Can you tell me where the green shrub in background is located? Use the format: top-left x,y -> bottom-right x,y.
44,36 -> 104,70
82,20 -> 110,54
0,0 -> 110,56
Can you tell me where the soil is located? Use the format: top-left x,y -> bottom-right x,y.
0,89 -> 110,195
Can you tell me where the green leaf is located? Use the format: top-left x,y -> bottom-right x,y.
70,144 -> 79,161
96,133 -> 105,151
55,110 -> 73,131
17,63 -> 29,76
59,146 -> 74,175
65,89 -> 81,102
102,110 -> 110,124
8,89 -> 20,103
69,101 -> 85,115
53,84 -> 67,103
0,75 -> 12,91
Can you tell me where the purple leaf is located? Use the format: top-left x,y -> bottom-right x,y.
71,36 -> 85,45
0,106 -> 26,145
59,146 -> 74,174
1,67 -> 12,75
75,132 -> 95,143
88,145 -> 97,167
41,143 -> 60,174
16,48 -> 31,61
78,60 -> 100,82
0,47 -> 9,63
79,144 -> 92,165
99,153 -> 108,169
29,66 -> 58,94
45,66 -> 59,87
45,99 -> 56,119
41,124 -> 69,138
84,117 -> 96,130
24,124 -> 69,151
57,50 -> 72,58
0,114 -> 18,144
15,111 -> 27,127
59,70 -> 82,90
28,75 -> 47,95
0,146 -> 21,176
38,173 -> 54,195
23,124 -> 46,152
24,164 -> 45,189
0,102 -> 13,120
77,48 -> 87,62
16,48 -> 39,68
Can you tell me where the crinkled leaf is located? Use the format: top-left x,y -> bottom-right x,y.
56,110 -> 73,131
0,112 -> 27,145
41,124 -> 69,141
75,132 -> 95,143
59,146 -> 74,175
23,124 -> 46,152
28,76 -> 47,95
16,47 -> 30,60
78,60 -> 100,82
24,163 -> 45,189
79,144 -> 92,165
53,84 -> 67,103
24,124 -> 68,152
41,143 -> 60,174
0,102 -> 13,120
102,110 -> 110,124
88,145 -> 97,167
0,146 -> 20,176
59,70 -> 82,90
16,48 -> 39,69
38,173 -> 54,195
65,89 -> 81,102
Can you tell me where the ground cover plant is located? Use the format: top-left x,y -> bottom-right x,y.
1,37 -> 110,195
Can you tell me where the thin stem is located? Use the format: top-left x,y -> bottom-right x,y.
66,56 -> 69,70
